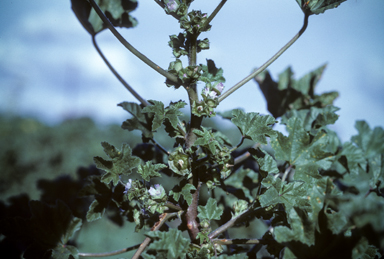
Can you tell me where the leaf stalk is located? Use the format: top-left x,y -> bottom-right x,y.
218,11 -> 310,103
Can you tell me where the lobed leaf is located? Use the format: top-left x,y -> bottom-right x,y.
231,109 -> 277,145
71,0 -> 138,35
146,228 -> 190,259
197,197 -> 223,221
94,142 -> 141,185
138,161 -> 166,181
295,0 -> 348,15
119,102 -> 154,139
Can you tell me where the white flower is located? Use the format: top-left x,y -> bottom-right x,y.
208,90 -> 217,99
167,0 -> 178,11
123,179 -> 132,194
202,87 -> 210,96
214,83 -> 224,93
148,184 -> 165,199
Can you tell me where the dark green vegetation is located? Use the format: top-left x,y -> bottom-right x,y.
1,0 -> 383,258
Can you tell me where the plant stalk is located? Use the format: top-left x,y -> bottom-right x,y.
218,12 -> 310,103
88,0 -> 180,84
92,35 -> 150,107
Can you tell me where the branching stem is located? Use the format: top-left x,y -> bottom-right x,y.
213,238 -> 260,245
92,35 -> 149,107
132,212 -> 178,259
208,209 -> 250,239
88,0 -> 180,84
202,0 -> 227,30
233,143 -> 261,165
218,11 -> 310,103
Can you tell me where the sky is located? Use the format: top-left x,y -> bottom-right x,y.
0,0 -> 383,143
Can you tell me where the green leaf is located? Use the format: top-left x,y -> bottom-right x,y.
169,182 -> 197,206
254,65 -> 338,118
295,0 -> 348,15
143,100 -> 186,131
274,207 -> 315,246
51,245 -> 79,259
94,142 -> 141,185
71,0 -> 138,36
271,117 -> 335,183
351,121 -> 384,159
146,228 -> 190,259
255,150 -> 279,177
224,167 -> 258,202
281,106 -> 340,133
260,175 -> 311,212
199,59 -> 225,83
198,198 -> 223,221
231,109 -> 277,144
193,127 -> 221,154
119,102 -> 154,139
138,161 -> 166,181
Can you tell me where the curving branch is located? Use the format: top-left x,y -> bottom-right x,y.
88,0 -> 180,84
78,244 -> 140,257
92,35 -> 149,107
132,212 -> 178,259
201,0 -> 227,31
213,238 -> 260,245
218,11 -> 310,103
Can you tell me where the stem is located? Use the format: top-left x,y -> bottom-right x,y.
150,138 -> 170,156
88,0 -> 180,84
230,136 -> 245,152
185,181 -> 201,243
208,209 -> 251,239
233,143 -> 261,166
213,238 -> 260,245
218,12 -> 310,103
132,212 -> 178,259
78,244 -> 140,257
92,35 -> 149,107
281,165 -> 293,182
201,0 -> 228,30
165,201 -> 182,211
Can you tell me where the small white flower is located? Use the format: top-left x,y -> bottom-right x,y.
123,179 -> 132,194
167,0 -> 178,11
208,91 -> 217,99
148,184 -> 165,198
214,83 -> 224,93
202,87 -> 210,96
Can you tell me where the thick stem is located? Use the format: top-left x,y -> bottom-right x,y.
213,238 -> 260,245
92,35 -> 149,107
131,212 -> 178,259
185,181 -> 201,243
218,12 -> 310,103
88,0 -> 180,84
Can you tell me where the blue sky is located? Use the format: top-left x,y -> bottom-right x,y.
0,0 -> 383,142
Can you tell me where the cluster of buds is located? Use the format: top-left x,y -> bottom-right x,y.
168,146 -> 191,176
192,82 -> 224,117
180,10 -> 211,34
166,59 -> 201,88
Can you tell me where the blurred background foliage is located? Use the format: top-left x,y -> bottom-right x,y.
0,112 -> 261,258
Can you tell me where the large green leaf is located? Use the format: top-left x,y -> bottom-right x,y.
295,0 -> 348,15
119,102 -> 154,139
351,120 -> 384,159
138,161 -> 166,181
71,0 -> 138,35
271,117 -> 335,183
274,207 -> 316,246
93,142 -> 141,185
193,127 -> 221,154
146,228 -> 190,259
142,100 -> 186,131
260,175 -> 311,212
169,181 -> 196,206
254,65 -> 338,118
231,109 -> 277,144
197,197 -> 223,221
